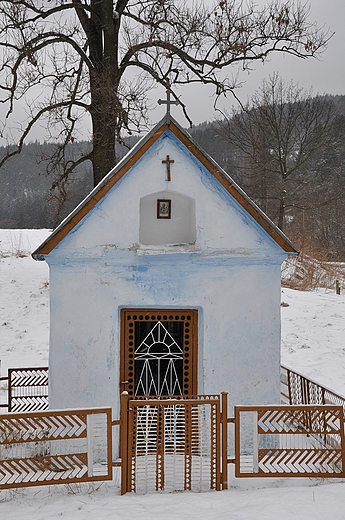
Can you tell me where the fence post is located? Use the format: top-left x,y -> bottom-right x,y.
287,368 -> 292,405
221,392 -> 228,490
86,414 -> 94,477
252,411 -> 258,473
8,369 -> 12,412
120,391 -> 129,495
0,363 -> 8,411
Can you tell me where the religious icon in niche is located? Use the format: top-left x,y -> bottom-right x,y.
157,199 -> 171,219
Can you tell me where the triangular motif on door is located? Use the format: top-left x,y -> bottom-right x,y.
135,322 -> 183,395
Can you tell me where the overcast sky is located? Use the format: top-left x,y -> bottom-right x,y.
154,0 -> 345,127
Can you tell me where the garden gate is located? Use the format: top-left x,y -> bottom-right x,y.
119,393 -> 229,494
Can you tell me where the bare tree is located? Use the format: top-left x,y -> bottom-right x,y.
0,1 -> 330,190
217,73 -> 336,231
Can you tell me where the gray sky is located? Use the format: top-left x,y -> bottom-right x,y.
154,0 -> 345,126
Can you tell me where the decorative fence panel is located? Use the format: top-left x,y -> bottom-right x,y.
281,365 -> 345,410
2,364 -> 345,493
234,404 -> 345,478
0,367 -> 49,413
120,394 -> 228,494
0,408 -> 112,489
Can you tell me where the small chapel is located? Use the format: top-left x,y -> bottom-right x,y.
33,93 -> 297,452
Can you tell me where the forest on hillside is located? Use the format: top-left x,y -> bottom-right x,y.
1,94 -> 345,260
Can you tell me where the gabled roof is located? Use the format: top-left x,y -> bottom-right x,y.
32,114 -> 298,259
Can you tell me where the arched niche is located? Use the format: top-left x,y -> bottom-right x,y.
140,190 -> 196,246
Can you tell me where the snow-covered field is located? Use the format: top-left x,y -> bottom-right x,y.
1,229 -> 345,519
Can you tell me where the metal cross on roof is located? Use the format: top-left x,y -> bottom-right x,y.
158,88 -> 180,115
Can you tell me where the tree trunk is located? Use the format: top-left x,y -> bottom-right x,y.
91,108 -> 117,186
88,0 -> 119,187
277,172 -> 287,231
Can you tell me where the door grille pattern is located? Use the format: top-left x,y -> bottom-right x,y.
135,321 -> 183,396
121,310 -> 197,397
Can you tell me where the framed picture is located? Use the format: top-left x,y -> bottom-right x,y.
157,199 -> 171,219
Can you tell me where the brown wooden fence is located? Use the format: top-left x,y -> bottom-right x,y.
234,404 -> 345,478
0,407 -> 113,489
0,367 -> 48,412
1,397 -> 344,493
119,394 -> 345,492
1,365 -> 345,493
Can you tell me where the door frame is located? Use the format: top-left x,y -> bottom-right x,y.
120,308 -> 198,396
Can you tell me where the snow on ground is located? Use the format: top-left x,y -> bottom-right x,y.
0,229 -> 345,519
1,479 -> 345,520
281,287 -> 345,396
0,229 -> 50,372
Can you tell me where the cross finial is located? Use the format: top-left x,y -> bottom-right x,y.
158,88 -> 180,115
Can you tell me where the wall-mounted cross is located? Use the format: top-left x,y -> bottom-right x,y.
162,154 -> 174,181
158,88 -> 180,115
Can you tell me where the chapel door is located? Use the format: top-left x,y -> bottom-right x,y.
120,309 -> 198,397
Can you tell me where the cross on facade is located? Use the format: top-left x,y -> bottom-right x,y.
158,88 -> 180,115
162,154 -> 174,181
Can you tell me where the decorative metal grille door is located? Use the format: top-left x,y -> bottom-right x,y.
120,310 -> 198,397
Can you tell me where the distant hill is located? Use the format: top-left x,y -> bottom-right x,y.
0,140 -> 130,229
